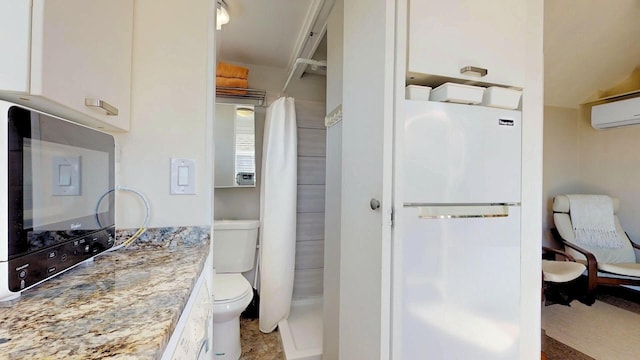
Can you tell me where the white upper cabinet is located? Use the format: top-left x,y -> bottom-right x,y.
408,0 -> 526,88
0,0 -> 133,132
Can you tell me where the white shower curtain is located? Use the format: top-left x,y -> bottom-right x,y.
259,96 -> 297,333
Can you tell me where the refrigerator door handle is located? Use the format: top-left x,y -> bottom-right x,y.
403,203 -> 520,219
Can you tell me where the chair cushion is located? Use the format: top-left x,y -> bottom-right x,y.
598,263 -> 640,277
542,260 -> 586,282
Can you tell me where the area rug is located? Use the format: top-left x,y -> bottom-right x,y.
542,299 -> 640,360
596,287 -> 640,315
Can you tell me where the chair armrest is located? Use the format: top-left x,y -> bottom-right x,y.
550,229 -> 597,268
542,245 -> 577,262
626,232 -> 640,250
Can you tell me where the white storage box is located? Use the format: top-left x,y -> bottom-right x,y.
481,87 -> 522,109
405,85 -> 432,100
430,83 -> 484,104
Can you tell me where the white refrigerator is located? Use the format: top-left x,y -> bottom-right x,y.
398,100 -> 522,359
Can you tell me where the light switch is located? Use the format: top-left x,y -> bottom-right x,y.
178,166 -> 190,186
170,158 -> 196,195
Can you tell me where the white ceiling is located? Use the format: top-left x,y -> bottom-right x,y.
217,0 -> 640,109
217,0 -> 322,70
544,0 -> 640,108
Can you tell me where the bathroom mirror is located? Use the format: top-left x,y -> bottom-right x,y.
214,103 -> 256,188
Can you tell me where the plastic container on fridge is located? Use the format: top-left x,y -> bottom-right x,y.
481,87 -> 522,109
429,82 -> 484,104
405,85 -> 432,101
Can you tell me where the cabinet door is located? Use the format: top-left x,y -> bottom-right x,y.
0,2 -> 31,92
31,0 -> 133,131
408,0 -> 526,87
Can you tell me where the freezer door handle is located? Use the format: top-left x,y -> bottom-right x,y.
404,204 -> 519,219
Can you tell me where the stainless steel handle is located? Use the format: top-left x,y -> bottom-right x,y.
410,204 -> 513,219
85,98 -> 118,116
460,66 -> 488,77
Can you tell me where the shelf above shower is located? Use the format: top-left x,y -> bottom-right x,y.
216,86 -> 266,106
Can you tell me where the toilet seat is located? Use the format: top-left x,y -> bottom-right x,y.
213,273 -> 252,304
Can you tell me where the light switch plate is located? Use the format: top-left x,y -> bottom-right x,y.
52,156 -> 81,196
170,158 -> 196,195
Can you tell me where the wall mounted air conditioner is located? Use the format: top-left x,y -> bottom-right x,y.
591,96 -> 640,129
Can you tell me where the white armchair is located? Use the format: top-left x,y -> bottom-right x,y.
551,194 -> 640,304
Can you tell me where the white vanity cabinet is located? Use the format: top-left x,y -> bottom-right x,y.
0,0 -> 133,132
407,0 -> 526,88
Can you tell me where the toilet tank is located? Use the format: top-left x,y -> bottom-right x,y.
213,220 -> 259,273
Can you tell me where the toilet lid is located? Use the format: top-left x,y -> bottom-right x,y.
213,273 -> 252,302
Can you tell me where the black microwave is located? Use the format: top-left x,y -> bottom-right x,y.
1,101 -> 115,301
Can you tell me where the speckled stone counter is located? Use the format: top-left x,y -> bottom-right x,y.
0,226 -> 210,360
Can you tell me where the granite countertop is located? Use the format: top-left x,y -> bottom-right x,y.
0,226 -> 210,360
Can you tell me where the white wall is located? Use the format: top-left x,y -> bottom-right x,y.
326,0 -> 343,115
323,1 -> 343,358
542,106 -> 579,246
340,0 -> 395,358
543,103 -> 640,246
577,108 -> 640,243
114,0 -> 212,228
520,1 -> 544,357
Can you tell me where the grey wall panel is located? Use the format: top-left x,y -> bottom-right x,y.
295,240 -> 324,270
296,212 -> 325,241
296,100 -> 327,129
298,156 -> 327,185
298,128 -> 327,157
292,268 -> 324,299
293,101 -> 326,300
297,185 -> 326,213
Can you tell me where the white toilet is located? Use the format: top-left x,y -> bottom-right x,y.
212,219 -> 259,360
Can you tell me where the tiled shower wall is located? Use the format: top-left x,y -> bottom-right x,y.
293,100 -> 326,300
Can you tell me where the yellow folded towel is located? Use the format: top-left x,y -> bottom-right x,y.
216,62 -> 249,79
216,76 -> 248,95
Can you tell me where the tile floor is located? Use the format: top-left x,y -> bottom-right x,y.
239,318 -> 284,360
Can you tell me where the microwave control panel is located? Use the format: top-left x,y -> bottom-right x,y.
7,227 -> 116,292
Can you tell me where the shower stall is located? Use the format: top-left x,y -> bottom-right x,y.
274,98 -> 327,360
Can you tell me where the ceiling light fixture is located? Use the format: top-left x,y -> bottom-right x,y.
217,0 -> 230,30
236,106 -> 254,117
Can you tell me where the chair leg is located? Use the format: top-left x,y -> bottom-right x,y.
576,275 -> 596,305
582,293 -> 596,305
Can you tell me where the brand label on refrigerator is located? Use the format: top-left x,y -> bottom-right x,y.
499,118 -> 515,126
